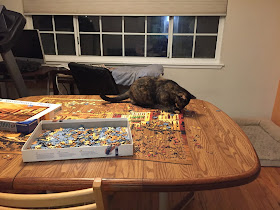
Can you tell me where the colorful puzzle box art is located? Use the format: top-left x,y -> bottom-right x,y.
0,99 -> 62,134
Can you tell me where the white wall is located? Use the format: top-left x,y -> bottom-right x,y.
164,0 -> 280,119
1,0 -> 280,119
0,0 -> 23,12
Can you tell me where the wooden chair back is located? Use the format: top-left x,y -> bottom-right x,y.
0,178 -> 104,210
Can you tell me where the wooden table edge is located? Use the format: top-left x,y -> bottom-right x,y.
12,160 -> 260,192
0,178 -> 15,190
101,161 -> 261,192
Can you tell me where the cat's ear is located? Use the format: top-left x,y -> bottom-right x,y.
178,93 -> 187,100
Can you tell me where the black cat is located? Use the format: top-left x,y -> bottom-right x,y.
100,77 -> 196,113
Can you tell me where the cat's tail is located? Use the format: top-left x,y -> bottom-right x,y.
100,91 -> 130,102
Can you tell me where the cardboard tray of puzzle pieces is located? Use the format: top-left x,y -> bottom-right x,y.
21,118 -> 133,162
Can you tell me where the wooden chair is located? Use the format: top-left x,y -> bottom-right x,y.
0,178 -> 104,210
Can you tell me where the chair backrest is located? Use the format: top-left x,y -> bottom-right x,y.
68,62 -> 119,95
0,178 -> 104,210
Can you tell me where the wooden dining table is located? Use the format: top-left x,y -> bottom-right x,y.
0,95 -> 260,207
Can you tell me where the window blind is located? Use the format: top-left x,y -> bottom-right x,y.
23,0 -> 228,16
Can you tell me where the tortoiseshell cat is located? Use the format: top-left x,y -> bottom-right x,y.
100,77 -> 196,113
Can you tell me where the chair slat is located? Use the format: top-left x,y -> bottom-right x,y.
0,203 -> 97,210
0,178 -> 104,210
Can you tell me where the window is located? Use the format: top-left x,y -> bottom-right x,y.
172,16 -> 219,58
33,15 -> 76,55
31,15 -> 224,67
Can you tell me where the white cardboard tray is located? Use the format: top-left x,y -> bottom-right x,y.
21,118 -> 133,162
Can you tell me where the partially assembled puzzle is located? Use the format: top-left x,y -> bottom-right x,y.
1,97 -> 192,164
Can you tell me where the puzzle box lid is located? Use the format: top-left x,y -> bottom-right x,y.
0,99 -> 62,133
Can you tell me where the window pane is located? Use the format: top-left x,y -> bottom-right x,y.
33,15 -> 52,31
196,16 -> 219,33
147,35 -> 168,57
56,34 -> 76,55
103,35 -> 122,56
80,34 -> 100,55
147,16 -> 169,33
125,17 -> 145,33
102,16 -> 122,32
54,16 -> 74,32
195,36 -> 217,58
40,33 -> 55,55
79,16 -> 99,32
172,36 -> 193,58
173,16 -> 195,33
125,35 -> 144,56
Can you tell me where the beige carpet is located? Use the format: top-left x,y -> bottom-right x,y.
240,125 -> 280,166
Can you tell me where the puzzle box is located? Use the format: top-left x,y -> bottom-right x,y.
21,118 -> 133,162
0,99 -> 62,134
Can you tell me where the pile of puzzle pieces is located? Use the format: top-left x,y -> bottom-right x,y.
30,126 -> 130,150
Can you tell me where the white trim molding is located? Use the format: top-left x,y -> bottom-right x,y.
45,55 -> 224,69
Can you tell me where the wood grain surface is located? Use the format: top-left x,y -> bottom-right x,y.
105,167 -> 280,210
0,95 -> 260,192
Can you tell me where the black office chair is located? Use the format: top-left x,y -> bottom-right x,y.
68,62 -> 119,95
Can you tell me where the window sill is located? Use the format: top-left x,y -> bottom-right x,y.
45,55 -> 224,69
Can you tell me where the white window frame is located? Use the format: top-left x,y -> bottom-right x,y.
25,15 -> 225,69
